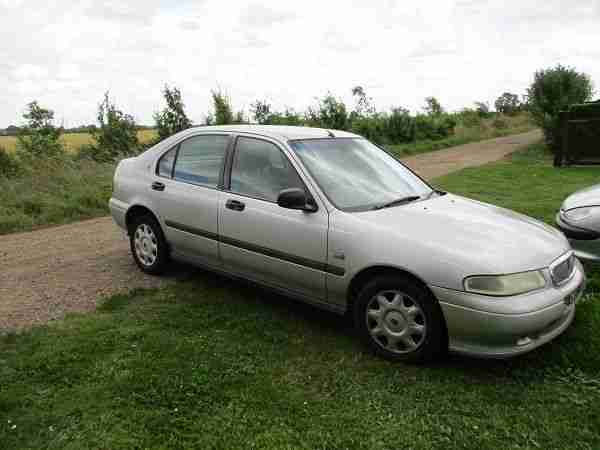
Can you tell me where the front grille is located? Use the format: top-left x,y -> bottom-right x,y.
550,254 -> 576,286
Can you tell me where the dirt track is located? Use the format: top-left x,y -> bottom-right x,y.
0,130 -> 541,332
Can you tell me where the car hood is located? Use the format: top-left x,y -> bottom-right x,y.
561,183 -> 600,210
343,193 -> 569,280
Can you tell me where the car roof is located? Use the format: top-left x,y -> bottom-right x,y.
188,124 -> 360,141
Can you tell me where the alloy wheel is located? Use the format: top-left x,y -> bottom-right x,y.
365,289 -> 427,354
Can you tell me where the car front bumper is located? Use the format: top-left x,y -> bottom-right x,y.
430,258 -> 586,358
556,213 -> 600,262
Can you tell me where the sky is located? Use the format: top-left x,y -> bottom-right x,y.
1,0 -> 599,127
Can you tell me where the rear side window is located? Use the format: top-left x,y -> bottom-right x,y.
173,135 -> 229,188
157,147 -> 177,178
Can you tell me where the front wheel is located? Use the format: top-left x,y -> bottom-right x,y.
129,214 -> 169,275
354,274 -> 447,362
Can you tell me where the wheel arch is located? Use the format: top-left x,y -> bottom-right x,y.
347,265 -> 447,336
125,204 -> 161,235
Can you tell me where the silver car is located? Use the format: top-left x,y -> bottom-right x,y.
557,184 -> 600,262
110,125 -> 585,362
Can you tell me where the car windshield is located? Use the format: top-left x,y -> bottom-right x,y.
289,138 -> 434,211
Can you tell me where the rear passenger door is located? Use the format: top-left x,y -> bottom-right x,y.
152,133 -> 230,268
218,136 -> 328,300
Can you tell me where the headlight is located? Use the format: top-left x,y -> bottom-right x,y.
563,207 -> 595,222
464,270 -> 546,296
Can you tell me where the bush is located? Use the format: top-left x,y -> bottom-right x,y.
154,85 -> 192,141
350,113 -> 386,144
0,146 -> 20,178
90,92 -> 139,162
457,108 -> 483,128
414,113 -> 456,140
211,90 -> 234,125
492,115 -> 509,129
306,94 -> 349,130
16,101 -> 64,159
527,64 -> 594,153
267,109 -> 302,126
383,108 -> 415,143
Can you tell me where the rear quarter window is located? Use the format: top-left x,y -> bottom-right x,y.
156,146 -> 177,178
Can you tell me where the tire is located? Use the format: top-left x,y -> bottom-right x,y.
354,274 -> 447,363
129,214 -> 169,275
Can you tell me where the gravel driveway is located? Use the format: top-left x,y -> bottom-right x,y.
0,130 -> 541,332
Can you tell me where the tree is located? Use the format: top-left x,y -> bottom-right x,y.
494,92 -> 521,115
424,96 -> 444,115
527,64 -> 594,152
306,94 -> 348,130
90,92 -> 139,162
251,100 -> 271,124
211,90 -> 234,125
16,101 -> 63,158
351,86 -> 375,117
154,85 -> 192,141
5,125 -> 20,136
474,101 -> 491,117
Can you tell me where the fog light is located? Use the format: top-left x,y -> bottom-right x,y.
516,337 -> 532,346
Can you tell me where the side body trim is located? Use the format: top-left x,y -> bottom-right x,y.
164,219 -> 345,276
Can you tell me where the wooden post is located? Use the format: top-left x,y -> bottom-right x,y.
555,111 -> 569,167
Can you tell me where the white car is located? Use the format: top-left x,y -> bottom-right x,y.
557,184 -> 600,261
110,125 -> 585,362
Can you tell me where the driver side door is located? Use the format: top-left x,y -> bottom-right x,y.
218,135 -> 328,301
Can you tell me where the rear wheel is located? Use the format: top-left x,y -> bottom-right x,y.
129,214 -> 169,275
354,274 -> 447,362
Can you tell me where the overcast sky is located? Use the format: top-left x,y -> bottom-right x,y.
1,0 -> 598,127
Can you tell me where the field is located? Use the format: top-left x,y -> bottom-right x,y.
2,143 -> 600,449
0,129 -> 157,152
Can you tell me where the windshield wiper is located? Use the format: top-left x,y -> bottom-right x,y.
371,195 -> 421,210
424,189 -> 446,200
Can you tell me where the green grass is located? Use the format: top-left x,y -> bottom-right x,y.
2,142 -> 600,449
0,158 -> 115,234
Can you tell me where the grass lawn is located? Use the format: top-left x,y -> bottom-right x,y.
2,143 -> 600,449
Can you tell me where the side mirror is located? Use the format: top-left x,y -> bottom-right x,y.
277,188 -> 317,212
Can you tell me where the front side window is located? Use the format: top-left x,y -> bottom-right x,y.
229,137 -> 305,202
290,138 -> 433,211
173,135 -> 229,187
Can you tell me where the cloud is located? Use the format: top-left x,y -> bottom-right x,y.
409,41 -> 458,59
179,19 -> 201,31
238,3 -> 296,28
0,0 -> 599,127
85,0 -> 161,25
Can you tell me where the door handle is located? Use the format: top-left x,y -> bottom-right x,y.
226,199 -> 245,211
152,181 -> 165,191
